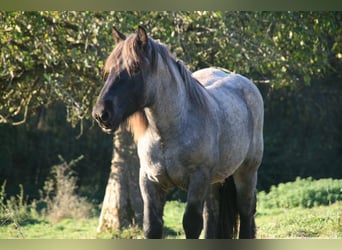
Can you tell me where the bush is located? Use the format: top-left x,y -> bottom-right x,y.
258,177 -> 342,209
39,155 -> 93,223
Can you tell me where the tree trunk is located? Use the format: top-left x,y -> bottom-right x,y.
97,126 -> 142,233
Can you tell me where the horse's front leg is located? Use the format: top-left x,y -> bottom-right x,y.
139,170 -> 167,239
183,169 -> 210,239
203,183 -> 221,238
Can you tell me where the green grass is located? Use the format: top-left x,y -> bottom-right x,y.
163,200 -> 186,238
0,201 -> 186,239
1,200 -> 341,239
1,177 -> 342,239
257,201 -> 342,238
0,217 -> 102,239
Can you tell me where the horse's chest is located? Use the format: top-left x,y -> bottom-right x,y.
137,140 -> 171,188
137,140 -> 189,189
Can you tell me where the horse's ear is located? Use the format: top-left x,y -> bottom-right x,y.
112,26 -> 126,44
136,25 -> 148,49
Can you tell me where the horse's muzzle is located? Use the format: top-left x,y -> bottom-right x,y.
92,102 -> 120,134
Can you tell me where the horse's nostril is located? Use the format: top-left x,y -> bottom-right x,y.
100,111 -> 110,122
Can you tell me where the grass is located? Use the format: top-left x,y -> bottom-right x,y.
1,176 -> 341,239
256,201 -> 342,239
1,200 -> 341,239
0,201 -> 185,239
163,200 -> 186,238
0,216 -> 107,239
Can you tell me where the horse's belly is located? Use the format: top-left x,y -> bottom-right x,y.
210,159 -> 245,184
210,123 -> 251,183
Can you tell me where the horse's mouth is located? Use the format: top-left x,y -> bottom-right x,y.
96,120 -> 120,134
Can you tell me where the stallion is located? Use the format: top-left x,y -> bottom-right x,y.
93,26 -> 264,239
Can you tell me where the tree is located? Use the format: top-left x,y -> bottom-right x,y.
97,126 -> 142,232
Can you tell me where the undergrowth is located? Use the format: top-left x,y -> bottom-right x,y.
0,181 -> 38,238
0,155 -> 93,238
258,177 -> 342,209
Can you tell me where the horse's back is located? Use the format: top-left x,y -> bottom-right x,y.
193,68 -> 263,118
192,68 -> 230,87
193,68 -> 263,117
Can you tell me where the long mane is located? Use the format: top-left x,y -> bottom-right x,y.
104,33 -> 208,141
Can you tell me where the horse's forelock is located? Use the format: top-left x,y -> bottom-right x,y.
124,35 -> 172,73
103,35 -> 143,76
103,42 -> 123,76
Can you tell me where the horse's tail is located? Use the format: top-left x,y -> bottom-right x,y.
218,175 -> 239,239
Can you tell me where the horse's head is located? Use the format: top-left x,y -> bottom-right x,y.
92,26 -> 153,134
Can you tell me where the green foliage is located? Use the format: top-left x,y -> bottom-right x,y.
163,200 -> 186,238
0,11 -> 110,126
258,177 -> 342,209
1,11 -> 340,126
163,12 -> 341,89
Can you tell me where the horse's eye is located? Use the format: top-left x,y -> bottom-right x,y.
130,64 -> 141,76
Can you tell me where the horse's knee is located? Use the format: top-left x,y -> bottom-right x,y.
183,169 -> 210,238
238,191 -> 256,216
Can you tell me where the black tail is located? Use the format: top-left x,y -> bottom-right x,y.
218,175 -> 239,239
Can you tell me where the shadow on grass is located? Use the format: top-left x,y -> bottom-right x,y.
164,226 -> 182,238
0,217 -> 45,227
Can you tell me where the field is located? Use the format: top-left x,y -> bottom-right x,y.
1,178 -> 342,239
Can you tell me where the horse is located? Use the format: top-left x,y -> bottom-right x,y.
92,26 -> 264,239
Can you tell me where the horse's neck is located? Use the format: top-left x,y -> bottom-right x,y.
145,68 -> 193,139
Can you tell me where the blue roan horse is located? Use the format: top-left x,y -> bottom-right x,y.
93,26 -> 264,239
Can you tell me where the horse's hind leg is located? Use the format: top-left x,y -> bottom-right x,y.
233,166 -> 258,239
183,169 -> 210,239
139,171 -> 167,239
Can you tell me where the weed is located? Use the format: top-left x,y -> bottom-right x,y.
0,181 -> 36,238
